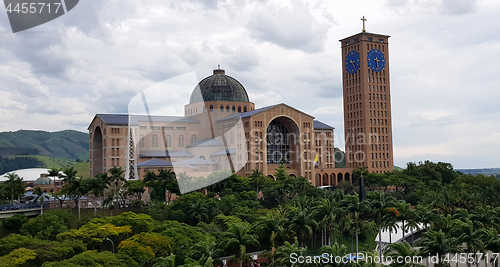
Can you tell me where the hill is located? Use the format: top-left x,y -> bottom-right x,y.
456,168 -> 500,178
0,130 -> 89,160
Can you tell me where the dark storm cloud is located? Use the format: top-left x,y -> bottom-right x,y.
247,1 -> 331,53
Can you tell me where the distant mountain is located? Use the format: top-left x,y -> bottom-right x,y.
0,130 -> 89,160
456,168 -> 500,177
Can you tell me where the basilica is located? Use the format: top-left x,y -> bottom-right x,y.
88,28 -> 394,190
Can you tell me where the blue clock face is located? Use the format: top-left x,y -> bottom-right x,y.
345,51 -> 360,74
367,49 -> 385,72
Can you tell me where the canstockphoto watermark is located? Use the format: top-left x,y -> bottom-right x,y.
3,0 -> 79,33
290,253 -> 423,265
290,253 -> 500,265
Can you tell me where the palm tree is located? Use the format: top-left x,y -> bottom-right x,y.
485,229 -> 500,267
250,169 -> 265,199
48,167 -> 61,193
61,167 -> 78,211
362,221 -> 379,251
316,198 -> 340,246
33,187 -> 49,215
271,237 -> 309,267
386,241 -> 425,267
157,169 -> 176,203
223,223 -> 259,267
189,240 -> 224,265
405,209 -> 422,246
107,166 -> 125,214
366,191 -> 397,257
288,202 -> 318,247
85,173 -> 108,216
450,219 -> 488,267
342,194 -> 370,255
417,229 -> 461,267
382,212 -> 400,244
258,211 -> 289,254
3,173 -> 26,203
67,177 -> 88,220
153,253 -> 176,267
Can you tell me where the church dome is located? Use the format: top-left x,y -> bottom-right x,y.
34,177 -> 53,185
189,68 -> 250,104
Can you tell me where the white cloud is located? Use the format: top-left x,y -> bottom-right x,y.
0,0 -> 498,168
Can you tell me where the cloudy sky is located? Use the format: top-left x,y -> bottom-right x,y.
0,0 -> 499,169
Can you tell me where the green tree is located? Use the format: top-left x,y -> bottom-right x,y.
33,187 -> 50,215
41,250 -> 139,267
84,173 -> 108,216
188,240 -> 224,266
417,229 -> 460,267
20,213 -> 70,241
222,223 -> 259,267
0,247 -> 37,267
386,241 -> 424,267
250,169 -> 266,199
61,167 -> 78,212
2,214 -> 28,233
3,173 -> 26,203
153,254 -> 176,267
105,166 -> 126,214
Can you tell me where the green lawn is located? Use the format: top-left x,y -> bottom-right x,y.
10,155 -> 90,178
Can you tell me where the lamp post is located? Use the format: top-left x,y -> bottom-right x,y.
105,238 -> 114,253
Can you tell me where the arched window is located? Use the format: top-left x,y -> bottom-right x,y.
140,134 -> 145,147
166,135 -> 171,147
210,105 -> 213,112
266,120 -> 290,164
179,135 -> 184,147
238,106 -> 241,112
199,155 -> 205,160
191,135 -> 196,144
244,106 -> 247,112
220,105 -> 224,112
232,105 -> 235,113
226,105 -> 230,112
152,134 -> 158,147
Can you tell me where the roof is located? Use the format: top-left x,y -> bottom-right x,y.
189,69 -> 250,104
176,158 -> 217,165
94,114 -> 199,126
0,168 -> 53,182
137,158 -> 175,167
187,138 -> 223,148
210,148 -> 236,156
313,120 -> 335,130
218,104 -> 279,122
139,150 -> 194,158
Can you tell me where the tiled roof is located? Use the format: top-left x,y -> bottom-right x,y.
313,120 -> 335,130
186,138 -> 223,148
139,150 -> 194,158
217,104 -> 279,122
137,158 -> 175,167
210,148 -> 236,156
176,158 -> 217,165
96,114 -> 199,126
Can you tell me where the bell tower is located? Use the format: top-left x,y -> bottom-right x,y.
340,18 -> 394,173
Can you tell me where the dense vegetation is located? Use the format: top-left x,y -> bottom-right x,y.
0,130 -> 89,161
0,156 -> 44,174
1,161 -> 500,267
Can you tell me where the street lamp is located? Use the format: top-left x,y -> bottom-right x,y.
105,238 -> 114,253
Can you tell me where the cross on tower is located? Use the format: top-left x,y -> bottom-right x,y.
361,16 -> 367,32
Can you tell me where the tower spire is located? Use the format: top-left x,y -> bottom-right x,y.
361,16 -> 367,32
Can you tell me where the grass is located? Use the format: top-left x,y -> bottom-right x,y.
72,162 -> 90,179
10,155 -> 90,179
